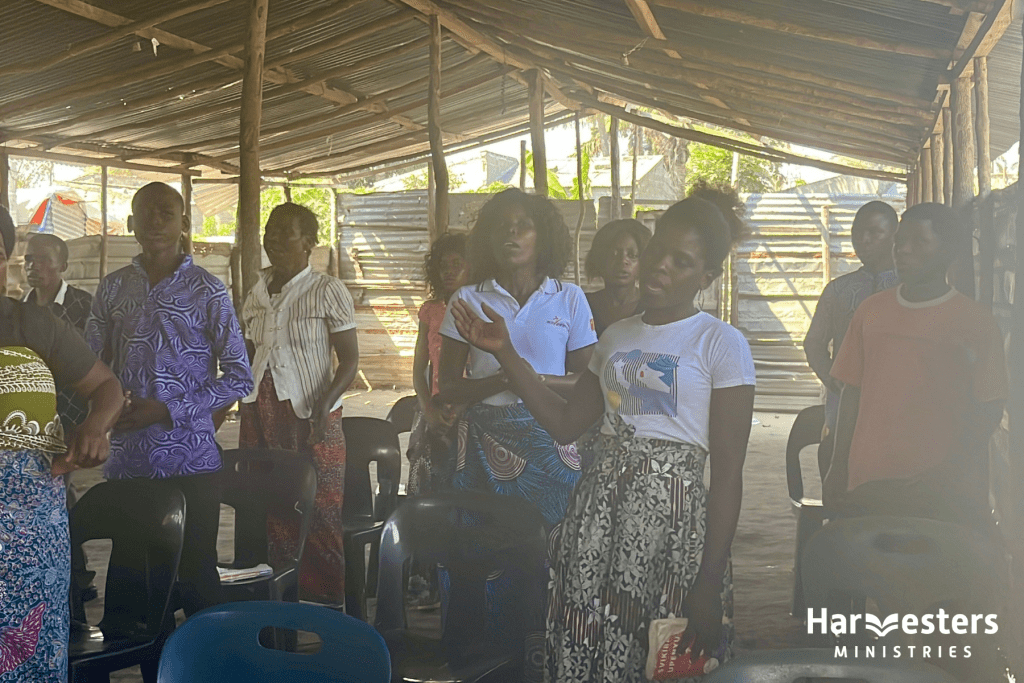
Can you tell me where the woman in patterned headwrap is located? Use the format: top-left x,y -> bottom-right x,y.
0,208 -> 122,683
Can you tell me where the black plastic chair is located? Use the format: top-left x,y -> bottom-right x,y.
342,417 -> 402,620
703,649 -> 959,682
386,395 -> 419,435
785,404 -> 827,617
375,491 -> 549,683
217,448 -> 318,603
68,479 -> 186,683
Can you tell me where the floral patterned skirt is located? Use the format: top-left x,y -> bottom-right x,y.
239,371 -> 346,604
0,449 -> 69,683
546,416 -> 733,683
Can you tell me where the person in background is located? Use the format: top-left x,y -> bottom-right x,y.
24,232 -> 100,607
450,188 -> 755,682
0,207 -> 123,683
803,201 -> 898,478
86,182 -> 253,618
404,232 -> 468,609
825,202 -> 1008,525
584,218 -> 651,337
407,232 -> 468,497
437,188 -> 597,525
239,202 -> 359,608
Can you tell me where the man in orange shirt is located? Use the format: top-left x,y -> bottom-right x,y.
825,203 -> 1007,526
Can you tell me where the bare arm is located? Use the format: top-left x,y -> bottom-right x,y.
54,360 -> 124,474
683,384 -> 754,658
823,384 -> 859,507
435,336 -> 509,407
536,345 -> 595,399
310,328 -> 359,442
412,321 -> 433,410
803,285 -> 840,393
451,300 -> 604,444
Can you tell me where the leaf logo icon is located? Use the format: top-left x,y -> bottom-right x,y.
863,613 -> 900,637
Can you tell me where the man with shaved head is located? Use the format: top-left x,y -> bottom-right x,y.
86,182 -> 253,618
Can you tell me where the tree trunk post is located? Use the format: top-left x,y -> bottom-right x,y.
609,115 -> 621,220
921,144 -> 933,203
931,132 -> 944,203
181,172 -> 193,255
820,205 -> 832,287
99,165 -> 108,281
574,113 -> 585,285
0,150 -> 9,210
942,106 -> 953,206
238,0 -> 269,298
519,139 -> 527,191
974,56 -> 992,199
631,123 -> 640,214
528,69 -> 548,196
951,74 -> 976,298
427,13 -> 448,243
1012,13 -> 1024,568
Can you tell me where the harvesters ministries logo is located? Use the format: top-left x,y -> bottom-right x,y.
807,608 -> 999,660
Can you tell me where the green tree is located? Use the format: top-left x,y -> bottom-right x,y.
686,141 -> 784,193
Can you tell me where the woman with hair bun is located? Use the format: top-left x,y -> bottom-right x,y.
451,184 -> 755,682
585,218 -> 652,338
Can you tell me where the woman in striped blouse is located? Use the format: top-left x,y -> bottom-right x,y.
239,202 -> 360,607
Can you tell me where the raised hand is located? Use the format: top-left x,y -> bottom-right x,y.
451,300 -> 512,357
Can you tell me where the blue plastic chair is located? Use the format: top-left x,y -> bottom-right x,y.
156,601 -> 391,683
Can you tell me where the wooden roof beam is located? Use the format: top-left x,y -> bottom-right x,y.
648,0 -> 948,59
0,0 -> 232,77
392,0 -> 580,111
2,145 -> 202,175
20,0 -> 417,130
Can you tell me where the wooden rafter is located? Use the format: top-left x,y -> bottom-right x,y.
392,0 -> 580,112
623,0 -> 680,58
0,0 -> 232,77
648,0 -> 948,59
21,0 -> 429,138
3,146 -> 200,175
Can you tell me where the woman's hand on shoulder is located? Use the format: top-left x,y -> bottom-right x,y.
451,300 -> 512,358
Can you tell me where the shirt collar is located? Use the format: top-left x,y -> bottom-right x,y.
265,264 -> 313,295
22,279 -> 69,306
131,254 -> 193,283
483,276 -> 556,297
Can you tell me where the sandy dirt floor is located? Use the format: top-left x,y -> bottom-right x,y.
70,390 -> 1018,681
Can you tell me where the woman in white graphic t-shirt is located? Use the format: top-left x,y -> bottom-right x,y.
451,182 -> 756,683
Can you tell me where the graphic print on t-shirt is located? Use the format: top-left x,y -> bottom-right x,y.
604,349 -> 679,417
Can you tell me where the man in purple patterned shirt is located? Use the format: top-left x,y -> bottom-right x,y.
86,182 -> 253,616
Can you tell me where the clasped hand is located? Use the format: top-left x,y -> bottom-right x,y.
114,393 -> 171,433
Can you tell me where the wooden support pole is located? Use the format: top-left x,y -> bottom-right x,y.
631,124 -> 640,211
950,74 -> 977,298
283,185 -> 292,203
1011,14 -> 1024,545
609,116 -> 621,220
99,166 -> 108,281
943,107 -> 953,206
906,169 -> 916,208
181,173 -> 193,255
427,14 -> 448,243
0,150 -> 9,210
974,56 -> 993,199
328,189 -> 339,278
931,133 -> 944,204
921,146 -> 934,203
528,70 -> 548,196
820,205 -> 832,287
238,0 -> 269,298
519,140 -> 527,191
574,114 -> 585,286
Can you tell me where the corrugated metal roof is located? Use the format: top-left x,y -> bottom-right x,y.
986,15 -> 1022,159
0,0 -> 1009,178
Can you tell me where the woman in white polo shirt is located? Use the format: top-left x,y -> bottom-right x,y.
437,188 -> 597,525
451,186 -> 756,682
239,202 -> 359,607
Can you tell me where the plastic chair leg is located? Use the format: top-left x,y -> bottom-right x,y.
366,538 -> 381,596
344,535 -> 367,621
792,508 -> 824,617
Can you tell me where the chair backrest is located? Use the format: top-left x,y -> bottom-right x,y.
702,648 -> 959,682
219,449 -> 318,569
375,491 -> 549,647
385,395 -> 419,434
156,600 -> 391,683
342,417 -> 402,522
70,479 -> 186,637
785,404 -> 825,502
